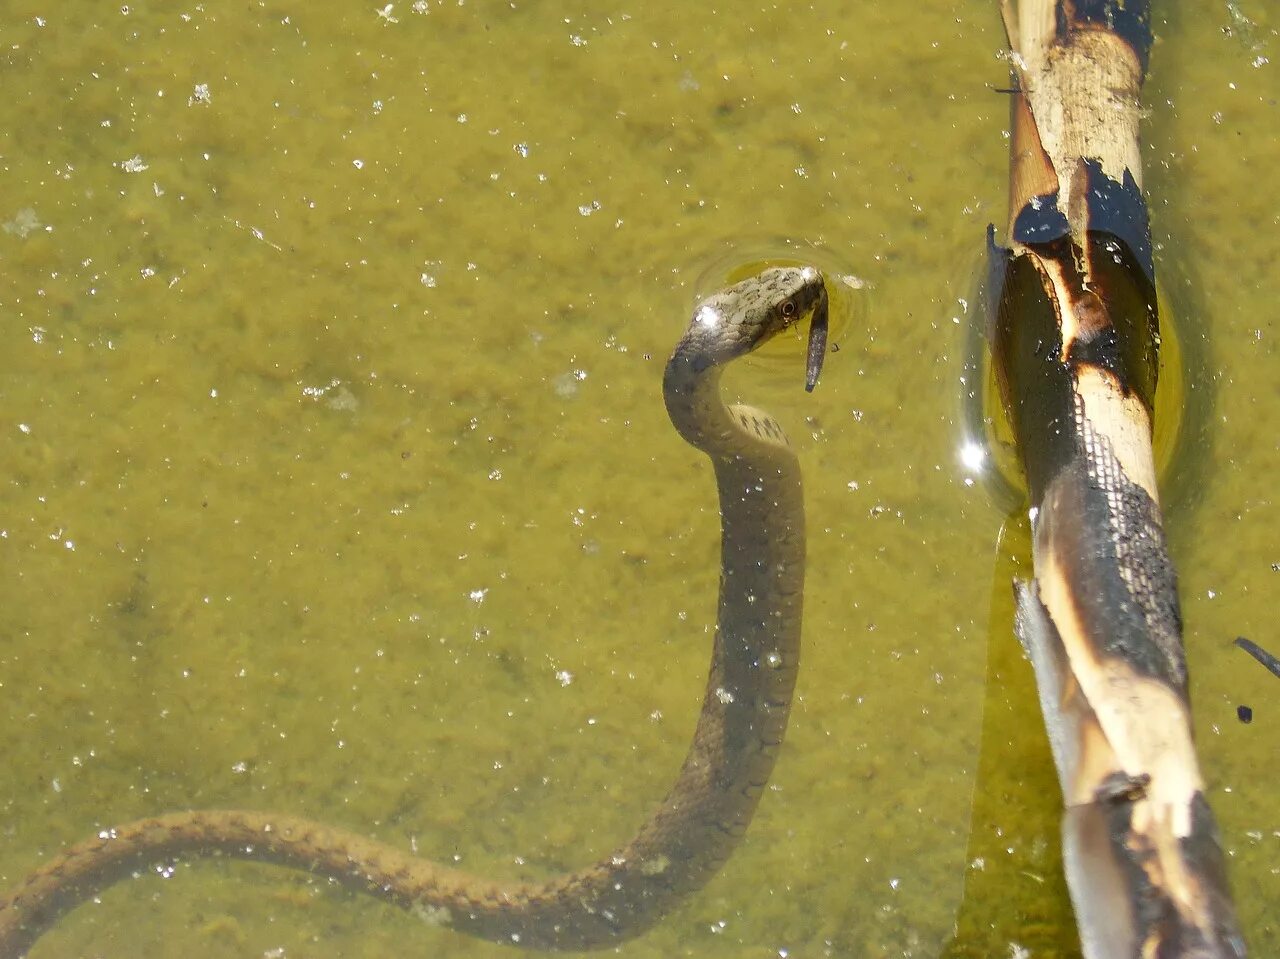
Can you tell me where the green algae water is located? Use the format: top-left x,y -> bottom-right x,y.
0,3 -> 1276,957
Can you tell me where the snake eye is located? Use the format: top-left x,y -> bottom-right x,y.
780,300 -> 796,318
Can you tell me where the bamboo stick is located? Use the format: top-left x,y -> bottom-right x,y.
989,2 -> 1247,955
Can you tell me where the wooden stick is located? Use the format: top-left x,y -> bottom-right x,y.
990,2 -> 1247,955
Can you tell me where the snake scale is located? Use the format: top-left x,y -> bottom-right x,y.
0,265 -> 829,955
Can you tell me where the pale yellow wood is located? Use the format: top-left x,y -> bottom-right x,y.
1038,548 -> 1203,831
1074,365 -> 1160,502
1001,0 -> 1144,242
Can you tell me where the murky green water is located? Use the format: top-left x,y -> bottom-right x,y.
0,3 -> 1275,957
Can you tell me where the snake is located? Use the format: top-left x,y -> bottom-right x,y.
0,265 -> 829,955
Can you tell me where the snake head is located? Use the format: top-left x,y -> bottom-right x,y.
688,266 -> 829,389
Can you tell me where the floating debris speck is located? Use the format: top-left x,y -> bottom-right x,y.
2,208 -> 42,238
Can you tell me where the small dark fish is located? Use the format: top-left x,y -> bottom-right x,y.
1234,636 -> 1280,679
804,294 -> 829,393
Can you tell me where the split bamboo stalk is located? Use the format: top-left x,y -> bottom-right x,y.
988,2 -> 1247,955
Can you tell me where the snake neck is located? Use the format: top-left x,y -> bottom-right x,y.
663,351 -> 795,464
663,344 -> 805,770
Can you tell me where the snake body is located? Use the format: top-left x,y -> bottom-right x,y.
0,266 -> 828,955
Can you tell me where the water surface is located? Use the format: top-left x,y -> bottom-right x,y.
0,3 -> 1276,957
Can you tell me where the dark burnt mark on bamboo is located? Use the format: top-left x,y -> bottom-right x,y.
1038,426 -> 1186,690
1076,159 -> 1154,282
1073,788 -> 1244,957
1011,189 -> 1070,245
1182,794 -> 1251,957
1096,770 -> 1150,805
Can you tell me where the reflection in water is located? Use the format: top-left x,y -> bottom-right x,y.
955,244 -> 1191,517
939,516 -> 1078,958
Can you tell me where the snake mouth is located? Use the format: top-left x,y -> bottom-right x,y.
804,289 -> 829,393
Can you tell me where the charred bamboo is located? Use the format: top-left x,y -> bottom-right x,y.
989,1 -> 1246,955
